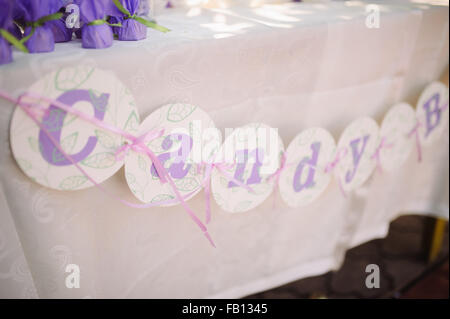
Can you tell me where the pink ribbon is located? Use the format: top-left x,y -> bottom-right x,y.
323,147 -> 348,197
408,100 -> 448,163
0,91 -> 215,247
199,161 -> 255,224
407,121 -> 423,163
115,129 -> 165,161
267,153 -> 288,184
371,136 -> 394,174
266,153 -> 291,209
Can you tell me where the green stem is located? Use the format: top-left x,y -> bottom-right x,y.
87,19 -> 122,27
112,0 -> 170,33
20,12 -> 63,45
0,28 -> 29,53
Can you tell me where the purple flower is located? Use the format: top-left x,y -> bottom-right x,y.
110,0 -> 147,41
15,0 -> 62,53
0,0 -> 14,65
79,0 -> 115,49
48,13 -> 73,43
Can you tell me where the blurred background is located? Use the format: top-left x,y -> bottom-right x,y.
246,215 -> 449,299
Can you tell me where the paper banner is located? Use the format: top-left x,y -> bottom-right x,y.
379,103 -> 416,172
211,123 -> 284,213
124,103 -> 221,205
279,127 -> 336,208
336,117 -> 380,192
7,72 -> 448,216
10,66 -> 139,190
416,81 -> 449,145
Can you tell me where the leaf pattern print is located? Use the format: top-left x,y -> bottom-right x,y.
60,132 -> 78,153
219,177 -> 229,188
51,132 -> 79,163
138,155 -> 147,172
54,67 -> 95,91
52,148 -> 65,163
63,113 -> 78,128
147,136 -> 167,154
81,152 -> 116,169
234,201 -> 252,212
167,104 -> 196,122
251,182 -> 272,195
59,176 -> 88,190
174,177 -> 200,192
42,109 -> 65,132
212,192 -> 224,207
17,159 -> 32,171
151,194 -> 175,203
95,130 -> 116,149
28,137 -> 41,153
89,89 -> 109,113
125,173 -> 136,184
123,111 -> 140,134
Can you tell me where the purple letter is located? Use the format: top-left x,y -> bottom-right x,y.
293,142 -> 320,192
228,148 -> 264,188
345,135 -> 369,183
151,133 -> 193,179
423,93 -> 441,138
38,90 -> 109,166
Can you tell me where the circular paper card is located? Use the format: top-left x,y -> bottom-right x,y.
124,103 -> 221,206
416,81 -> 449,145
336,117 -> 380,192
211,123 -> 284,213
379,103 -> 416,172
10,66 -> 139,190
279,127 -> 336,208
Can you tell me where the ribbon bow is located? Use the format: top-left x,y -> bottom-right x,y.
0,90 -> 215,247
324,147 -> 347,174
114,129 -> 168,184
323,147 -> 348,197
198,160 -> 255,224
115,130 -> 164,161
371,136 -> 394,174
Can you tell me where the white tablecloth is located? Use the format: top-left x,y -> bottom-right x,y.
0,1 -> 448,298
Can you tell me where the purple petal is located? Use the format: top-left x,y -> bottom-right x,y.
81,24 -> 113,49
0,37 -> 13,65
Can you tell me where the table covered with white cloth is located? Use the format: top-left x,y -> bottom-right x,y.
0,0 -> 449,298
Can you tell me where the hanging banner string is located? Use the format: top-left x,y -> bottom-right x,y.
0,90 -> 215,247
371,137 -> 394,174
324,147 -> 348,197
199,161 -> 255,224
115,129 -> 165,161
408,100 -> 448,163
408,121 -> 423,162
266,153 -> 292,209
